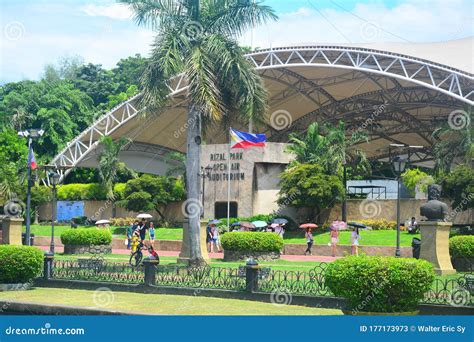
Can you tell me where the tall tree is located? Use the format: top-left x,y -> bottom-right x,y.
122,0 -> 277,265
97,136 -> 133,200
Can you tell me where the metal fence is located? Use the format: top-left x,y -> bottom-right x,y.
45,257 -> 473,307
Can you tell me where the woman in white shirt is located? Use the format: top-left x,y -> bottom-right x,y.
350,227 -> 360,256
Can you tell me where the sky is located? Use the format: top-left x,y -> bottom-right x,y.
1,0 -> 473,84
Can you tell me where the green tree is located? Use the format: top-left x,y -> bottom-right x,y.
442,165 -> 474,210
112,54 -> 148,91
278,164 -> 344,222
122,0 -> 277,264
97,136 -> 134,199
0,129 -> 28,202
401,168 -> 434,197
119,174 -> 186,221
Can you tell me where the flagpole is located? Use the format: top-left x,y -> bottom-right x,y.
227,129 -> 231,230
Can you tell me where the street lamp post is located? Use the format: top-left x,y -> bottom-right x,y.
200,165 -> 212,217
392,156 -> 407,257
47,172 -> 60,254
342,159 -> 347,222
18,129 -> 44,246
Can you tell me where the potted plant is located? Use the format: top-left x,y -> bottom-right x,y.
0,245 -> 43,291
61,228 -> 112,254
325,255 -> 435,315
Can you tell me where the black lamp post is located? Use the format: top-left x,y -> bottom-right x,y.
18,128 -> 44,246
200,165 -> 212,217
392,155 -> 407,257
47,171 -> 61,254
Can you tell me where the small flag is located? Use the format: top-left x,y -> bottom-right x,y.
230,128 -> 266,149
28,148 -> 37,170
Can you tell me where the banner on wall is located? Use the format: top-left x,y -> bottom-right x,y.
56,201 -> 84,221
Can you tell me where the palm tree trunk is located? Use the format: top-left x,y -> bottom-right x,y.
186,104 -> 204,265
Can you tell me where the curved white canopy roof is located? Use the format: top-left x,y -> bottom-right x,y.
47,39 -> 474,182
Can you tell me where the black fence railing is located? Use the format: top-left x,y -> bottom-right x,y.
42,257 -> 473,307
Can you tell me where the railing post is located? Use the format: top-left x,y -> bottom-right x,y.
43,252 -> 54,280
143,259 -> 159,286
245,259 -> 260,293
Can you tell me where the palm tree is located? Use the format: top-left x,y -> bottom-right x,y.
97,136 -> 132,200
286,121 -> 369,221
121,0 -> 277,265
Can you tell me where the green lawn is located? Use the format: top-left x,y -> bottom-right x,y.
284,229 -> 420,247
0,288 -> 342,315
28,224 -> 418,247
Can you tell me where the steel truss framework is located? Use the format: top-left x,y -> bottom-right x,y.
48,46 -> 473,182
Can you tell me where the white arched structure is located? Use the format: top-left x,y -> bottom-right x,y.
47,43 -> 474,183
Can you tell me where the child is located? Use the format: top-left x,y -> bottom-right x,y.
149,222 -> 155,244
351,227 -> 360,256
330,227 -> 339,257
131,230 -> 140,253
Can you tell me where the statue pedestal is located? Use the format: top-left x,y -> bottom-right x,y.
1,217 -> 24,245
178,219 -> 209,264
419,221 -> 455,276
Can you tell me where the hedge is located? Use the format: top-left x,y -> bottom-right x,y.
358,219 -> 397,230
60,228 -> 112,246
450,235 -> 474,258
325,256 -> 435,313
221,232 -> 283,253
0,246 -> 44,283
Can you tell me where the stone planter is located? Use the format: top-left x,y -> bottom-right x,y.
63,244 -> 112,255
0,282 -> 32,292
223,250 -> 280,261
451,257 -> 474,272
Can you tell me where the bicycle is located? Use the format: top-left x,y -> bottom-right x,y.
129,242 -> 160,268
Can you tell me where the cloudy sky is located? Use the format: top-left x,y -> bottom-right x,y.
1,0 -> 473,83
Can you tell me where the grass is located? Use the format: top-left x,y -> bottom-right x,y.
0,288 -> 342,315
284,229 -> 420,247
28,224 -> 419,247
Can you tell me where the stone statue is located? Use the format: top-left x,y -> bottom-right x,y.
420,184 -> 449,221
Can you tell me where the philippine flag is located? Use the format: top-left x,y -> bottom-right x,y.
28,148 -> 37,170
230,128 -> 266,149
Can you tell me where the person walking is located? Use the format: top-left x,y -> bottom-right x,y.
206,224 -> 212,252
126,221 -> 137,250
350,227 -> 360,256
211,225 -> 222,253
304,228 -> 313,255
138,219 -> 148,241
149,222 -> 156,244
330,226 -> 339,257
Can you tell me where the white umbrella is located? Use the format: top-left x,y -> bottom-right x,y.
95,219 -> 110,225
137,213 -> 153,219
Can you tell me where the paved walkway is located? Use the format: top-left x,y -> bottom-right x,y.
37,245 -> 339,262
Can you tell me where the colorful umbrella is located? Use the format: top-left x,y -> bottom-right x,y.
252,220 -> 268,228
137,213 -> 152,219
239,221 -> 256,229
299,223 -> 318,229
330,220 -> 347,230
272,218 -> 288,224
348,221 -> 367,229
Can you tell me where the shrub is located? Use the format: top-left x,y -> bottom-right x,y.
358,219 -> 396,230
325,256 -> 435,313
61,228 -> 112,246
449,236 -> 474,258
0,246 -> 44,283
109,217 -> 136,227
57,183 -> 107,200
221,232 -> 283,253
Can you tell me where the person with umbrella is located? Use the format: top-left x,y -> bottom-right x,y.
350,226 -> 361,256
329,222 -> 342,257
300,223 -> 317,256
